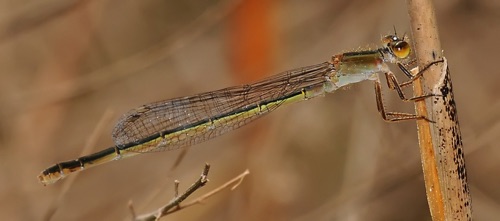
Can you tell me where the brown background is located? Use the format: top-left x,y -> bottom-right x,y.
0,0 -> 498,220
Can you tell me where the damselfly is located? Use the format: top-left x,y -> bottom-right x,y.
39,34 -> 433,185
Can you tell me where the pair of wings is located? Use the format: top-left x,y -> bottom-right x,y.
112,62 -> 334,152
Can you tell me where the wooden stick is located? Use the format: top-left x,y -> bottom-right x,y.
406,0 -> 472,220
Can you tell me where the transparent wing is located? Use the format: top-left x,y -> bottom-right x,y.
112,62 -> 334,152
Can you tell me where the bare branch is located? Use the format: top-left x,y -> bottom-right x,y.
131,164 -> 250,221
178,169 -> 250,209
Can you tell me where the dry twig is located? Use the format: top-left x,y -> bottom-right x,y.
130,164 -> 250,221
406,0 -> 472,220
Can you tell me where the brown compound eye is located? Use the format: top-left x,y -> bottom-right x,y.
392,41 -> 410,59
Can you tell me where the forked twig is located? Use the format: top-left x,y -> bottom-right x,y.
177,169 -> 250,209
130,164 -> 250,221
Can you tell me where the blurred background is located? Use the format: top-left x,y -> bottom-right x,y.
0,0 -> 499,220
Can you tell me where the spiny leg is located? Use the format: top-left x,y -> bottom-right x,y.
383,59 -> 446,102
384,71 -> 435,102
374,80 -> 434,122
374,59 -> 445,122
398,59 -> 444,88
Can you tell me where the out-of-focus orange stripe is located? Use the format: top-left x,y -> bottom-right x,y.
228,0 -> 276,84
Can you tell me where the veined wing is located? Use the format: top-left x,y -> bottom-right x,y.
112,62 -> 334,152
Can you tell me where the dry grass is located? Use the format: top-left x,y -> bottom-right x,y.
0,0 -> 498,220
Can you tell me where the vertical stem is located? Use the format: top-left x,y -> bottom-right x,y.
406,0 -> 472,220
407,0 -> 445,219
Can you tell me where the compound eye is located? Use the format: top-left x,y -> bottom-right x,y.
392,41 -> 410,59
